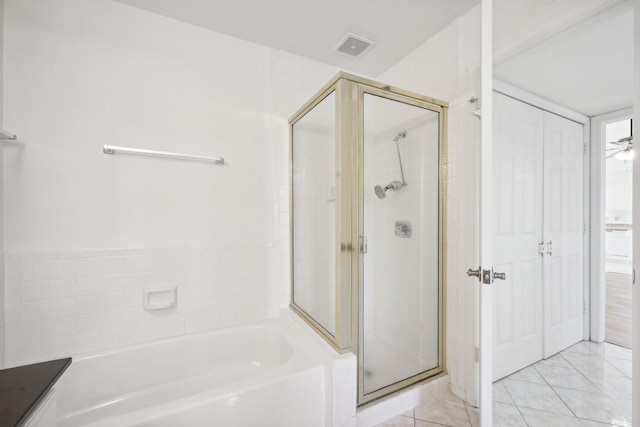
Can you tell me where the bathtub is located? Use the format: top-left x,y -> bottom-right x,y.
55,316 -> 328,427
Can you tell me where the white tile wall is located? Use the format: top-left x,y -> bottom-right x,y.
3,244 -> 289,367
2,0 -> 338,367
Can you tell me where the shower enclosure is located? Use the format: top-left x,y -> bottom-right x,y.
289,72 -> 447,405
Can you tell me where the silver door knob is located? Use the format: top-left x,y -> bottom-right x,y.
493,271 -> 506,281
467,267 -> 481,280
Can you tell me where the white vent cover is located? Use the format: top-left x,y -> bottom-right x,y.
335,33 -> 375,58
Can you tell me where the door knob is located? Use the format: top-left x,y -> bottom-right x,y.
467,266 -> 481,281
493,271 -> 506,281
359,236 -> 368,254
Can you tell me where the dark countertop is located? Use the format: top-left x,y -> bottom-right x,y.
606,223 -> 632,231
0,358 -> 71,427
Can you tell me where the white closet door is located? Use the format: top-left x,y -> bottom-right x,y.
543,112 -> 584,357
492,93 -> 544,380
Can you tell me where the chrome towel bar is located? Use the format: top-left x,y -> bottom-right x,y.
103,144 -> 224,165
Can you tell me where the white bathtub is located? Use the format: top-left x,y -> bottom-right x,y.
56,316 -> 327,427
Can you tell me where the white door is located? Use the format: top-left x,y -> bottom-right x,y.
543,112 -> 584,357
492,93 -> 544,380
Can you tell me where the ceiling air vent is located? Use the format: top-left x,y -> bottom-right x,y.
335,33 -> 375,58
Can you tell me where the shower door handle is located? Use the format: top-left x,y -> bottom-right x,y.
359,236 -> 368,254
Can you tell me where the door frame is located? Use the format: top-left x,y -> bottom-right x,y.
631,2 -> 639,423
493,79 -> 591,345
478,1 -> 493,424
589,107 -> 634,343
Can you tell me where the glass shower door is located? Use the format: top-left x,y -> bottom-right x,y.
359,88 -> 444,403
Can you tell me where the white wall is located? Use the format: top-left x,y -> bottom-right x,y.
605,118 -> 633,220
6,0 -> 297,251
378,4 -> 482,405
606,180 -> 633,215
606,161 -> 633,218
2,0 -> 340,366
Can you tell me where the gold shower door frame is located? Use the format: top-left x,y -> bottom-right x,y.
289,72 -> 448,406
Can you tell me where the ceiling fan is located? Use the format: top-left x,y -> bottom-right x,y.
606,119 -> 633,160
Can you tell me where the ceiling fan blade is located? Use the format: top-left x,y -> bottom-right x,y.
606,149 -> 625,158
607,136 -> 633,146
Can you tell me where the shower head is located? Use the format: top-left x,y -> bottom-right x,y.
374,180 -> 403,199
375,130 -> 409,200
393,130 -> 407,142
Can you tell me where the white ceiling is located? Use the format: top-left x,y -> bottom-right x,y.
494,1 -> 634,117
113,0 -> 478,77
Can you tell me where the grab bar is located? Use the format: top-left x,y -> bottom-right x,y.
103,145 -> 224,165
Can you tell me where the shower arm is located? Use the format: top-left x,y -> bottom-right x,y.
394,140 -> 407,187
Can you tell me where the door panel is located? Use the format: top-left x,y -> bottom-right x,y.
543,112 -> 584,357
360,91 -> 442,402
492,93 -> 544,380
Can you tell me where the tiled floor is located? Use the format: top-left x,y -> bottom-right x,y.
375,391 -> 479,427
376,341 -> 632,427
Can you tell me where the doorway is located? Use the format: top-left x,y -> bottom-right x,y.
602,115 -> 633,348
488,0 -> 635,425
